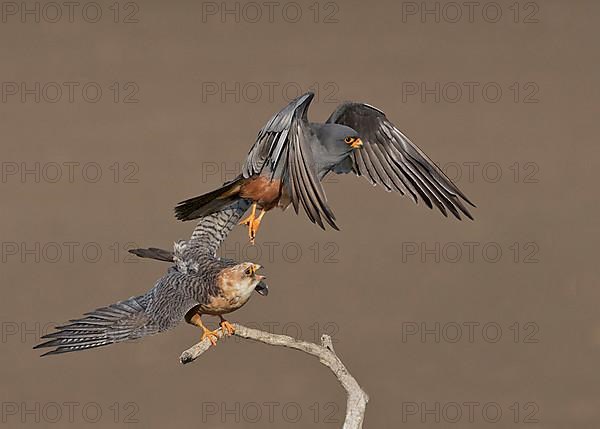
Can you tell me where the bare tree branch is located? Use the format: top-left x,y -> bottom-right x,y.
180,323 -> 368,429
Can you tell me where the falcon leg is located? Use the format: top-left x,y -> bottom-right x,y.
250,210 -> 266,243
219,316 -> 236,336
189,313 -> 219,346
239,202 -> 256,226
239,203 -> 266,244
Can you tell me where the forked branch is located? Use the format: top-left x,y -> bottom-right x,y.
180,323 -> 368,429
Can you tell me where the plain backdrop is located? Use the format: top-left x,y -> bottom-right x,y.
1,0 -> 598,427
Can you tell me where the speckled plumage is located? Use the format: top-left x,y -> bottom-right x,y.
35,200 -> 266,356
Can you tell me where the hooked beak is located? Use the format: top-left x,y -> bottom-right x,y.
351,138 -> 363,149
254,280 -> 269,296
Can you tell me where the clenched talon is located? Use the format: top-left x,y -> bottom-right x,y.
239,203 -> 266,244
189,313 -> 220,346
201,328 -> 219,346
219,320 -> 236,336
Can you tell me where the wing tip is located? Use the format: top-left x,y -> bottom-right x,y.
462,209 -> 475,221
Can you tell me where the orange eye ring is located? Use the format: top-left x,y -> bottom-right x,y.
244,264 -> 261,276
344,136 -> 355,144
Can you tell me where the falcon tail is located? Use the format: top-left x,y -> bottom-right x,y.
128,247 -> 173,262
174,175 -> 246,221
34,295 -> 157,356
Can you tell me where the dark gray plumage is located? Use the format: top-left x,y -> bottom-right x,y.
326,102 -> 474,219
35,201 -> 267,356
174,92 -> 474,243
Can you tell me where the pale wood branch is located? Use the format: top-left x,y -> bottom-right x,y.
180,323 -> 368,429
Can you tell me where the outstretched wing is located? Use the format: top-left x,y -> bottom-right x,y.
243,92 -> 312,178
243,92 -> 337,230
34,273 -> 205,356
34,294 -> 157,356
327,102 -> 474,220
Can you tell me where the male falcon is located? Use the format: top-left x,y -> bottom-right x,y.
175,92 -> 474,243
34,201 -> 268,356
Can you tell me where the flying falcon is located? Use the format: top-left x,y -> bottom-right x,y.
175,92 -> 475,243
34,201 -> 268,356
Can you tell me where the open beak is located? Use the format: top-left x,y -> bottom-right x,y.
254,280 -> 269,296
351,138 -> 363,149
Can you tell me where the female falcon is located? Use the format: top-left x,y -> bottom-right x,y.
34,200 -> 268,356
175,92 -> 474,243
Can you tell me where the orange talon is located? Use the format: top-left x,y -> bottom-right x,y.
239,203 -> 266,244
189,313 -> 220,347
219,318 -> 236,336
201,329 -> 219,346
239,203 -> 256,227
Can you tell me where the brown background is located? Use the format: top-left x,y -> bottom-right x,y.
1,0 -> 598,427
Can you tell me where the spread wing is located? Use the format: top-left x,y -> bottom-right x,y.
34,294 -> 158,356
243,92 -> 311,178
243,92 -> 337,230
327,102 -> 475,220
34,273 -> 205,356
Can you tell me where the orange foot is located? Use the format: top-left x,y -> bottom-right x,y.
190,313 -> 220,346
239,203 -> 266,244
219,319 -> 236,336
200,327 -> 220,346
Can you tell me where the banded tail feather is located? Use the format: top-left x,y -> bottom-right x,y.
128,247 -> 174,262
34,294 -> 157,356
129,200 -> 251,265
188,199 -> 251,255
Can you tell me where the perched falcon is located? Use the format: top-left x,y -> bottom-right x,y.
175,92 -> 475,243
34,201 -> 268,356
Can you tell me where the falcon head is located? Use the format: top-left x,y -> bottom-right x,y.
318,123 -> 363,150
313,124 -> 362,174
232,262 -> 269,296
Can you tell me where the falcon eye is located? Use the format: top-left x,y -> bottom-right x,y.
244,267 -> 254,276
344,136 -> 355,144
